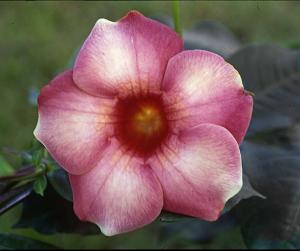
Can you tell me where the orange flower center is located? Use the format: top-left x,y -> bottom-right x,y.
115,95 -> 169,157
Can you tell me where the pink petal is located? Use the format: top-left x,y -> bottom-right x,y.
34,70 -> 116,175
148,123 -> 242,220
73,11 -> 183,97
163,50 -> 253,144
69,139 -> 163,236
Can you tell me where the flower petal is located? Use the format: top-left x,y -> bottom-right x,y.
34,70 -> 116,175
148,123 -> 242,220
69,139 -> 163,236
73,11 -> 183,97
163,50 -> 253,144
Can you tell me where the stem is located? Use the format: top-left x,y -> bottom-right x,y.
0,184 -> 33,215
172,0 -> 182,36
0,164 -> 46,183
0,151 -> 53,215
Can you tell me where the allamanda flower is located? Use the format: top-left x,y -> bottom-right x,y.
34,11 -> 253,236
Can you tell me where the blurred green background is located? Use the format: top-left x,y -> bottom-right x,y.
0,1 -> 299,249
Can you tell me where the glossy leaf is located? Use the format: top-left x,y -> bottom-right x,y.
224,174 -> 265,214
47,167 -> 72,202
227,43 -> 300,248
228,44 -> 300,135
237,141 -> 300,247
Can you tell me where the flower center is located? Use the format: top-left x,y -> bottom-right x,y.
115,94 -> 169,157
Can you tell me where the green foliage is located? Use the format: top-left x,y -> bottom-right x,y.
229,44 -> 299,135
0,144 -> 51,214
32,149 -> 44,167
47,168 -> 72,202
228,44 -> 300,248
159,211 -> 193,223
0,233 -> 57,249
0,155 -> 14,176
14,185 -> 99,235
33,176 -> 47,196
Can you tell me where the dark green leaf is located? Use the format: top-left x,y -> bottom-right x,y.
32,149 -> 44,166
33,175 -> 47,196
159,213 -> 236,246
228,44 -> 300,248
184,20 -> 241,57
150,14 -> 173,28
150,15 -> 241,57
0,233 -> 57,249
224,174 -> 265,214
237,142 -> 300,248
0,155 -> 14,176
47,167 -> 72,202
228,44 -> 299,135
20,151 -> 33,165
14,184 -> 99,235
159,211 -> 193,223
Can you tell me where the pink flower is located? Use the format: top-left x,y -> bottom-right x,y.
34,11 -> 253,236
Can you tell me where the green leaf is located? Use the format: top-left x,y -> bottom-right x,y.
14,185 -> 99,235
224,174 -> 265,214
228,44 -> 299,135
0,233 -> 57,249
159,213 -> 238,248
237,144 -> 300,248
227,44 -> 300,248
159,211 -> 193,223
33,175 -> 47,196
20,151 -> 33,165
47,167 -> 72,202
32,150 -> 43,166
184,20 -> 241,57
0,155 -> 14,176
150,15 -> 173,28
